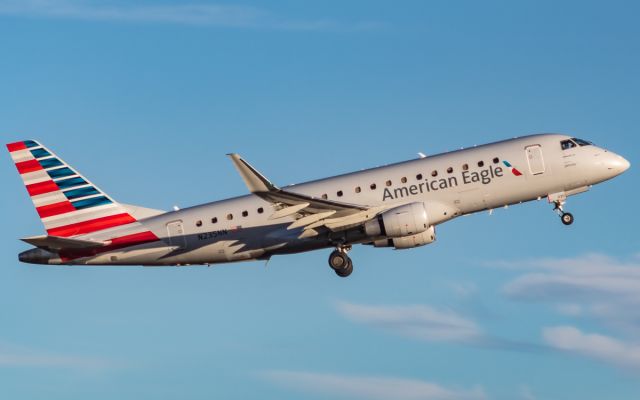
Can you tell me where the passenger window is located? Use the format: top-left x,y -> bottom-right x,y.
212,217 -> 218,224
322,193 -> 328,199
355,186 -> 361,193
447,167 -> 453,174
416,173 -> 423,180
242,210 -> 248,217
493,157 -> 499,164
385,180 -> 392,187
561,139 -> 577,150
431,170 -> 438,177
196,220 -> 202,227
370,183 -> 377,190
257,207 -> 264,214
401,177 -> 407,183
227,213 -> 233,220
462,163 -> 469,171
478,161 -> 484,167
337,190 -> 343,197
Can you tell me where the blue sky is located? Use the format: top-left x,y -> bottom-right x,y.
1,1 -> 639,399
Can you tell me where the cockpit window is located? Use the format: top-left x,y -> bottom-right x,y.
571,137 -> 593,146
560,139 -> 577,150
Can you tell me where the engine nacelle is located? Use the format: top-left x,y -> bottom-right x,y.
373,226 -> 436,249
364,202 -> 429,238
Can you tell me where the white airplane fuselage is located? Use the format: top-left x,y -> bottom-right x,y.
15,134 -> 629,272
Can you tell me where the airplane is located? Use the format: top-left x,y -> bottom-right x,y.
6,134 -> 630,277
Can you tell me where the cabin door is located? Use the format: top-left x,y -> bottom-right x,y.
525,145 -> 545,175
166,221 -> 187,248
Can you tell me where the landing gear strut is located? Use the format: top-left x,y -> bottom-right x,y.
553,200 -> 574,226
328,246 -> 353,278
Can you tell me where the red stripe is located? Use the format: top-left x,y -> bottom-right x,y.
109,231 -> 159,246
6,141 -> 27,152
16,159 -> 43,174
26,180 -> 60,196
36,201 -> 76,218
48,213 -> 137,237
512,168 -> 523,176
60,231 -> 159,262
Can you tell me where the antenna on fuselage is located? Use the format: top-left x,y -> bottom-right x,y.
173,205 -> 180,211
418,152 -> 427,159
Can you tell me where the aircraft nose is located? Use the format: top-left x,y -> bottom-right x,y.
621,156 -> 631,172
607,153 -> 630,174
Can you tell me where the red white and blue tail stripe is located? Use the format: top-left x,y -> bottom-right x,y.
7,140 -> 141,238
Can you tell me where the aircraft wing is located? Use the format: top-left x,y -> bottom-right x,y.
228,153 -> 386,237
21,235 -> 108,251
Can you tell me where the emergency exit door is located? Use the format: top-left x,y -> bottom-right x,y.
525,145 -> 545,175
166,221 -> 187,248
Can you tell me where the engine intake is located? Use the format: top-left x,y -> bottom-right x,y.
364,202 -> 429,238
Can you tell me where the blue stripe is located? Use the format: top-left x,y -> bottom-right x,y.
39,158 -> 64,169
55,177 -> 88,189
72,196 -> 112,210
24,140 -> 38,148
30,148 -> 51,158
503,160 -> 512,168
64,187 -> 100,200
47,167 -> 75,179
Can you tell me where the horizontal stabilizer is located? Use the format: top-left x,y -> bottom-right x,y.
21,235 -> 107,251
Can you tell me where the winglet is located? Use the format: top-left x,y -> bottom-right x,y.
227,153 -> 278,193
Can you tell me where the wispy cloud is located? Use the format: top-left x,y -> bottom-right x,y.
519,385 -> 537,400
335,301 -> 482,343
491,254 -> 640,370
334,301 -> 540,352
262,370 -> 486,400
0,341 -> 107,369
0,0 -> 381,31
543,326 -> 640,371
499,253 -> 640,335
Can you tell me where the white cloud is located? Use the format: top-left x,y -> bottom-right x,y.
519,385 -> 537,400
0,0 -> 380,31
0,341 -> 107,369
335,301 -> 482,343
543,326 -> 640,371
499,254 -> 640,335
263,370 -> 486,400
334,301 -> 539,352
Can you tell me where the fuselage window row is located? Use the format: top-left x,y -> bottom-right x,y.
317,159 -> 502,201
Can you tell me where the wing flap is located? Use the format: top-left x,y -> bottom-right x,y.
287,211 -> 336,230
269,203 -> 310,220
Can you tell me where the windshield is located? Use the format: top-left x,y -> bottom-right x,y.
560,139 -> 576,150
571,137 -> 593,146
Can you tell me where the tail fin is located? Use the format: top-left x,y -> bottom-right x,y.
7,140 -> 139,237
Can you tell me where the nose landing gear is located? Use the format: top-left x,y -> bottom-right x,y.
553,200 -> 574,226
328,246 -> 353,277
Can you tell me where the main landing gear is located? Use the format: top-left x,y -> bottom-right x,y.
328,246 -> 353,278
553,200 -> 574,226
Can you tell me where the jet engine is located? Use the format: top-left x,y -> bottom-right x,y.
372,226 -> 436,249
364,202 -> 429,238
